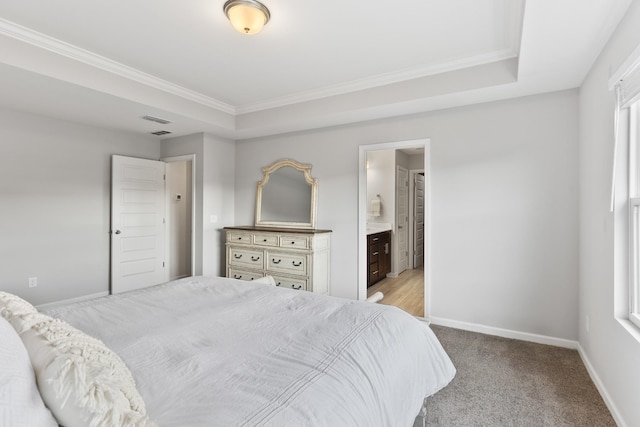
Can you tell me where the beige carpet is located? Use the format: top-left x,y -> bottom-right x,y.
424,325 -> 615,426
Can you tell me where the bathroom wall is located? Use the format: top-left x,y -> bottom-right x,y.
366,149 -> 395,225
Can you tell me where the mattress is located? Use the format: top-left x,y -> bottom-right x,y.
43,276 -> 455,426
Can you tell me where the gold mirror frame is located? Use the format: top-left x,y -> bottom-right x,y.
255,159 -> 318,229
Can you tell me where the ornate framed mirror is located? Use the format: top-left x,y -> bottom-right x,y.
255,159 -> 317,229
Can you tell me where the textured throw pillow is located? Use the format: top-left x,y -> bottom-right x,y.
18,313 -> 156,427
0,291 -> 38,320
0,315 -> 58,426
0,292 -> 154,427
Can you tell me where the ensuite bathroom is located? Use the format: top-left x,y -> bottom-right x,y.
365,148 -> 425,316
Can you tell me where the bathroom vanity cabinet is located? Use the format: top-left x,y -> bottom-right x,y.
367,230 -> 391,287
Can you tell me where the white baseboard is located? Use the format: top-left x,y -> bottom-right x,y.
429,316 -> 579,349
35,291 -> 109,310
576,344 -> 627,427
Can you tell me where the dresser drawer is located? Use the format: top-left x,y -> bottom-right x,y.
228,268 -> 264,281
253,234 -> 279,247
279,236 -> 309,249
272,275 -> 307,291
227,231 -> 253,245
266,251 -> 307,276
228,247 -> 265,269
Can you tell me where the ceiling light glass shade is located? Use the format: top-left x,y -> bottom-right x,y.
223,0 -> 270,35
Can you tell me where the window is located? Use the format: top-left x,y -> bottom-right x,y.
630,103 -> 640,328
611,45 -> 640,330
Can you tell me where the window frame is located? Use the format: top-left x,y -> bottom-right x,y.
629,103 -> 640,329
630,198 -> 640,328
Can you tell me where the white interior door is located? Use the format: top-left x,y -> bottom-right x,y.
111,155 -> 166,294
413,173 -> 425,268
396,166 -> 409,273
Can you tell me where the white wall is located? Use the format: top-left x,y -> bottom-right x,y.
366,150 -> 395,224
430,93 -> 578,339
202,133 -> 235,276
409,153 -> 425,170
235,89 -> 579,341
0,108 -> 160,305
579,1 -> 640,426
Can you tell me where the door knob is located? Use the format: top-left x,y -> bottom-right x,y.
114,230 -> 121,235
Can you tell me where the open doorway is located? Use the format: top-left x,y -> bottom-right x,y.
358,139 -> 431,318
163,155 -> 196,281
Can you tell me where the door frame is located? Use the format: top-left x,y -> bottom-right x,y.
358,139 -> 432,318
408,168 -> 425,268
162,154 -> 197,279
395,165 -> 409,275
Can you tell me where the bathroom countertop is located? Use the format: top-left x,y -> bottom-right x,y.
366,222 -> 392,235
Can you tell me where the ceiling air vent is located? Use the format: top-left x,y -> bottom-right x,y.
150,130 -> 172,136
142,115 -> 172,125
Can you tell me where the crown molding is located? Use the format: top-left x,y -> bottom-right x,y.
235,49 -> 519,114
0,18 -> 236,115
0,18 -> 518,118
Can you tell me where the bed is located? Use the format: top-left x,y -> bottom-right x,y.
1,275 -> 455,427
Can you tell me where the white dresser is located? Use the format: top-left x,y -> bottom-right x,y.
224,226 -> 332,294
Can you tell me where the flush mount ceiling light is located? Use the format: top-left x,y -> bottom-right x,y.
223,0 -> 270,35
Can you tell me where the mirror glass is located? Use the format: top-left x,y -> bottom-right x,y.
256,159 -> 317,229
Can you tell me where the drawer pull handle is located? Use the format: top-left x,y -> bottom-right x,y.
272,259 -> 281,264
263,239 -> 268,242
234,254 -> 242,259
372,237 -> 379,242
237,237 -> 243,240
372,251 -> 379,256
251,256 -> 260,261
292,261 -> 302,267
234,274 -> 242,279
290,241 -> 296,245
291,284 -> 302,290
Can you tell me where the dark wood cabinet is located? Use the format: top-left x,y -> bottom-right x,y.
367,230 -> 391,287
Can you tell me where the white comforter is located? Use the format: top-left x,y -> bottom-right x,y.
43,276 -> 455,427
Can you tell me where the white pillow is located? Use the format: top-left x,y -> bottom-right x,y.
252,275 -> 276,286
0,315 -> 58,426
17,313 -> 155,427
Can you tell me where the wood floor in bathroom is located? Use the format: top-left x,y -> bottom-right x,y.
366,267 -> 424,317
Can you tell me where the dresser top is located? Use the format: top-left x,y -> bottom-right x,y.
224,225 -> 332,234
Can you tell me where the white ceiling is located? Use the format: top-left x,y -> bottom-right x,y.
0,0 -> 633,140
